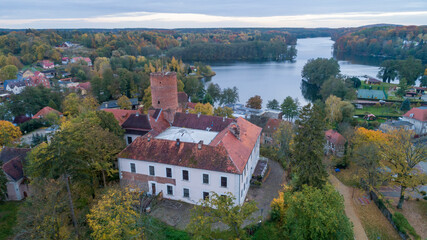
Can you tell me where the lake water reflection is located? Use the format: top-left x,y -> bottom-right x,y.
210,37 -> 381,106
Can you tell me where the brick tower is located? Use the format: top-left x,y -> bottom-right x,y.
150,72 -> 178,122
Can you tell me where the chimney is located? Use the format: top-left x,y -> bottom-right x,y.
198,140 -> 203,150
222,117 -> 225,122
136,111 -> 139,117
147,134 -> 151,142
197,112 -> 201,118
186,109 -> 189,114
176,138 -> 180,146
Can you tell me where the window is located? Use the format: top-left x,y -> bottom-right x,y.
127,136 -> 132,145
182,170 -> 189,181
203,191 -> 209,200
149,166 -> 155,176
166,168 -> 172,178
221,177 -> 227,188
203,174 -> 209,184
167,185 -> 173,195
183,188 -> 189,198
158,100 -> 160,104
130,163 -> 136,173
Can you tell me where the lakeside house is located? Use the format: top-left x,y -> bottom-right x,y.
324,130 -> 346,157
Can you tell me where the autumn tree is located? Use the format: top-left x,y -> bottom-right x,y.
271,184 -> 354,240
189,103 -> 213,116
246,95 -> 262,109
187,192 -> 258,239
142,87 -> 152,110
292,103 -> 327,190
325,95 -> 354,127
281,96 -> 299,121
117,95 -> 132,110
87,186 -> 143,240
267,99 -> 280,110
0,65 -> 18,81
273,121 -> 294,168
381,129 -> 427,209
0,120 -> 22,147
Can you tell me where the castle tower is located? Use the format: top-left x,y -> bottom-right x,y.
150,72 -> 178,122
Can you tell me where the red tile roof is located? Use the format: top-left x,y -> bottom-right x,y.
1,147 -> 31,181
118,116 -> 262,174
325,129 -> 346,146
263,118 -> 284,134
187,102 -> 197,109
102,109 -> 137,125
403,107 -> 427,122
77,82 -> 91,90
32,106 -> 62,119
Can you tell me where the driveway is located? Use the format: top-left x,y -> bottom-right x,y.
150,159 -> 286,230
20,128 -> 49,145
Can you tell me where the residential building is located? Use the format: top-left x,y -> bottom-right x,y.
379,120 -> 414,133
71,57 -> 92,66
5,80 -> 26,94
261,118 -> 284,145
32,106 -> 62,119
325,129 -> 346,157
402,107 -> 427,136
41,60 -> 54,69
118,113 -> 262,205
25,71 -> 51,88
1,147 -> 31,201
99,98 -> 139,110
102,109 -> 138,126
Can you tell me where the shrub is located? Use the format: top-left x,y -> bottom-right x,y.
392,212 -> 420,239
19,119 -> 49,133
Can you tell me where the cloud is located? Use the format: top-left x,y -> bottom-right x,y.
1,10 -> 426,29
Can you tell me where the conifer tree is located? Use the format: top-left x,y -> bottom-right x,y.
292,103 -> 327,190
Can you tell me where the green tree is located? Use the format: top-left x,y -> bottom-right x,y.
400,98 -> 411,112
0,170 -> 7,201
396,57 -> 424,86
378,60 -> 398,83
0,65 -> 18,81
267,99 -> 280,110
292,103 -> 327,190
320,77 -> 356,101
271,184 -> 354,240
301,58 -> 340,101
117,95 -> 132,110
206,83 -> 221,103
273,121 -> 294,168
395,78 -> 408,98
142,87 -> 152,110
187,192 -> 258,240
246,95 -> 262,109
213,106 -> 234,118
220,87 -> 239,105
281,97 -> 299,121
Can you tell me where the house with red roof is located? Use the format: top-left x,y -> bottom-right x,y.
41,60 -> 54,69
1,147 -> 31,200
25,72 -> 51,88
71,57 -> 92,66
261,118 -> 286,145
325,129 -> 346,157
402,107 -> 427,136
102,109 -> 137,126
117,112 -> 262,205
32,106 -> 62,119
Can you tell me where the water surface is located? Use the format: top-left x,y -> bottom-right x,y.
210,37 -> 381,106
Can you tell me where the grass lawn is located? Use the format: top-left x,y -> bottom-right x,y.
391,199 -> 427,239
355,105 -> 402,117
360,81 -> 397,92
0,202 -> 20,240
352,189 -> 401,240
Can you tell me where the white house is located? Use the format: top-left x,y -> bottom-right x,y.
118,113 -> 262,205
5,80 -> 26,94
402,107 -> 427,136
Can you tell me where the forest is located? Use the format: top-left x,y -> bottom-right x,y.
333,26 -> 427,62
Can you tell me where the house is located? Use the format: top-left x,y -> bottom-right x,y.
261,118 -> 284,145
25,72 -> 51,88
99,98 -> 139,110
102,109 -> 138,126
32,106 -> 62,119
117,113 -> 262,205
121,108 -> 169,145
41,60 -> 54,69
41,69 -> 56,79
325,130 -> 346,157
71,57 -> 92,66
22,69 -> 34,79
68,82 -> 91,95
62,57 -> 69,65
379,120 -> 414,133
402,107 -> 427,136
365,77 -> 381,85
5,80 -> 26,94
414,87 -> 426,94
1,147 -> 31,200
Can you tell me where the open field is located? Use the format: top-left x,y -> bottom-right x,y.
355,105 -> 402,117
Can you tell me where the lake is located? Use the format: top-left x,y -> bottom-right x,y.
210,37 -> 381,106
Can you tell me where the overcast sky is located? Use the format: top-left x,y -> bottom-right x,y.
0,0 -> 426,29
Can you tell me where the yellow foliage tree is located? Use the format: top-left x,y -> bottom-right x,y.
117,95 -> 132,110
0,120 -> 22,147
87,186 -> 143,240
189,103 -> 213,116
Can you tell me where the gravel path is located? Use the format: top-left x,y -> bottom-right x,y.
329,174 -> 368,240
